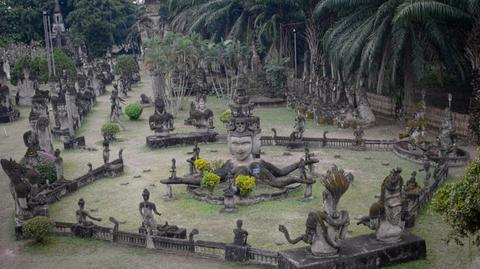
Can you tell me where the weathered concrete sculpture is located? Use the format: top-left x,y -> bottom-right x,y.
358,168 -> 406,242
72,198 -> 102,238
185,94 -> 214,129
149,97 -> 174,135
0,83 -> 20,123
139,189 -> 161,236
279,165 -> 351,257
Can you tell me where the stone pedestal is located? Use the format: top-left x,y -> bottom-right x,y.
71,224 -> 95,238
146,131 -> 218,149
299,183 -> 314,202
225,244 -> 249,262
162,184 -> 175,201
220,195 -> 238,213
278,233 -> 426,269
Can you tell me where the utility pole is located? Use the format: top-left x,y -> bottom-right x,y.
293,28 -> 297,79
43,11 -> 53,78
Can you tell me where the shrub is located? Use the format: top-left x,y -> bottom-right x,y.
125,103 -> 143,120
219,110 -> 232,124
115,55 -> 139,78
53,49 -> 77,80
432,158 -> 480,247
23,216 -> 54,243
201,172 -> 220,192
101,122 -> 121,140
235,175 -> 256,197
35,159 -> 57,184
194,159 -> 211,172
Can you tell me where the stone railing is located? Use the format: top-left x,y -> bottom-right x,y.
52,222 -> 279,267
40,156 -> 124,205
260,135 -> 395,151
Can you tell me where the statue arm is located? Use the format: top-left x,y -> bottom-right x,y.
152,203 -> 161,216
85,212 -> 102,222
261,159 -> 318,177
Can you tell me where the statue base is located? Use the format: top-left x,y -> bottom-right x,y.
64,136 -> 86,150
0,109 -> 20,123
146,131 -> 218,149
278,233 -> 426,269
52,127 -> 70,139
287,140 -> 305,150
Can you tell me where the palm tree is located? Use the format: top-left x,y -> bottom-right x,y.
395,0 -> 480,141
316,0 -> 466,117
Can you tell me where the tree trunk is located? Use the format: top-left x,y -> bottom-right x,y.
403,60 -> 415,115
356,78 -> 376,125
467,20 -> 480,142
376,44 -> 390,94
151,73 -> 165,98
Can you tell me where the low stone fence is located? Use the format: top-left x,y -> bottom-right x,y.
41,157 -> 124,204
260,135 -> 395,151
52,222 -> 278,267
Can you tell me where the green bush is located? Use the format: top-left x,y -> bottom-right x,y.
53,49 -> 77,80
432,158 -> 480,246
125,103 -> 143,120
201,172 -> 220,192
11,56 -> 48,85
23,216 -> 54,243
115,55 -> 139,77
235,175 -> 256,197
101,122 -> 121,140
35,159 -> 57,185
219,110 -> 232,124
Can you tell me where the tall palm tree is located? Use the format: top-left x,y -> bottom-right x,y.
395,0 -> 480,141
316,0 -> 466,114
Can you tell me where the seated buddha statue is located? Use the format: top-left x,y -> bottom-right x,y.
186,94 -> 214,129
149,97 -> 174,135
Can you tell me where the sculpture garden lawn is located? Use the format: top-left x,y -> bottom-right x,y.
0,71 -> 477,269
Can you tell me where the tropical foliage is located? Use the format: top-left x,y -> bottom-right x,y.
201,171 -> 221,191
432,156 -> 480,247
235,175 -> 255,196
194,159 -> 211,172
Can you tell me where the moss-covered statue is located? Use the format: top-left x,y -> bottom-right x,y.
357,168 -> 406,242
185,94 -> 214,129
278,165 -> 351,256
161,88 -> 317,188
149,97 -> 174,135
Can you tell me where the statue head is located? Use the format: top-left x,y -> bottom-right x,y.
35,116 -> 50,132
142,188 -> 150,201
229,134 -> 253,162
78,198 -> 85,209
236,219 -> 243,229
195,94 -> 207,111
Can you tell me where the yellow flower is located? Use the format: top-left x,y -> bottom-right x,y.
235,175 -> 256,197
201,172 -> 220,190
194,159 -> 211,172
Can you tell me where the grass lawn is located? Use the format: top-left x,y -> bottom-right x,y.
0,68 -> 477,269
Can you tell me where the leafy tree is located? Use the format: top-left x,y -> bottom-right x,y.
53,48 -> 77,80
265,53 -> 289,97
115,55 -> 139,81
66,0 -> 137,57
11,56 -> 49,85
125,103 -> 143,120
432,156 -> 480,250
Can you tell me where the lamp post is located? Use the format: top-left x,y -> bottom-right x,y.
293,28 -> 297,79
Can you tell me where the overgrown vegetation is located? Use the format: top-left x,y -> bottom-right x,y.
101,122 -> 121,140
23,216 -> 55,244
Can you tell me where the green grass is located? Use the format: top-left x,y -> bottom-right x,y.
1,70 -> 478,269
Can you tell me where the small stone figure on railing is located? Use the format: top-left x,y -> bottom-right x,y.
279,164 -> 351,257
233,219 -> 248,246
187,143 -> 200,175
405,171 -> 422,193
353,125 -> 365,147
139,189 -> 161,236
163,159 -> 176,201
72,198 -> 102,238
299,158 -> 315,201
420,155 -> 431,188
289,111 -> 305,141
103,140 -> 110,164
357,168 -> 406,242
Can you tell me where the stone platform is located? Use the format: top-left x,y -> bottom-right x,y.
0,110 -> 20,123
146,131 -> 218,149
278,233 -> 426,269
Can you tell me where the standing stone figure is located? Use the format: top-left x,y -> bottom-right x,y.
163,159 -> 176,200
54,149 -> 64,182
103,140 -> 110,164
290,111 -> 306,141
72,198 -> 102,238
110,89 -> 125,129
358,168 -> 406,242
139,189 -> 161,236
279,165 -> 351,257
35,116 -> 54,154
421,155 -> 431,188
233,219 -> 248,246
353,125 -> 365,147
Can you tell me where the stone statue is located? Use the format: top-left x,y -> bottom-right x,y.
233,219 -> 248,246
279,165 -> 351,257
139,189 -> 161,235
438,107 -> 455,150
421,155 -> 431,188
353,125 -> 365,146
103,140 -> 110,164
22,130 -> 41,167
0,83 -> 20,123
75,198 -> 102,225
187,143 -> 201,174
110,89 -> 125,128
290,111 -> 306,141
72,198 -> 102,238
405,171 -> 421,193
185,94 -> 214,129
1,159 -> 45,237
35,116 -> 54,154
221,171 -> 238,213
161,89 -> 318,189
149,97 -> 174,135
358,168 -> 406,242
163,159 -> 176,200
54,149 -> 64,182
